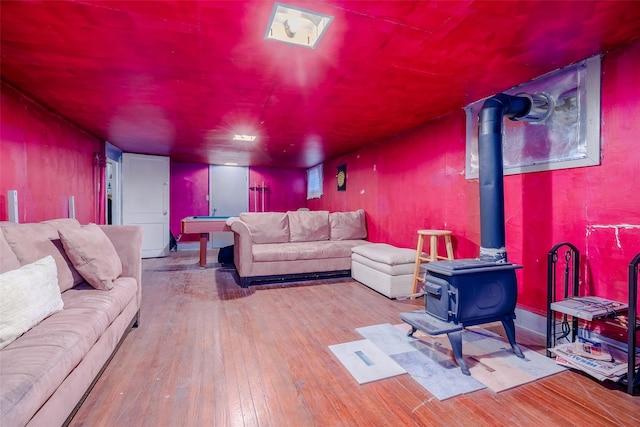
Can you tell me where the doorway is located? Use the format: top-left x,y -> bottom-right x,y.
209,165 -> 248,248
105,159 -> 122,225
122,153 -> 170,258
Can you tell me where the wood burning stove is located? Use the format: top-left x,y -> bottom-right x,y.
401,260 -> 524,375
401,93 -> 550,374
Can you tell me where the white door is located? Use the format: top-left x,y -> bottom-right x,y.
209,165 -> 248,248
122,153 -> 170,258
106,159 -> 122,225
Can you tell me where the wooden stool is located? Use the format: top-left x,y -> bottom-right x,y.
411,229 -> 454,297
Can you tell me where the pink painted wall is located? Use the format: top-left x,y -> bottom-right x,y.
169,161 -> 209,242
248,167 -> 306,213
0,82 -> 100,224
2,38 -> 637,321
310,41 -> 640,316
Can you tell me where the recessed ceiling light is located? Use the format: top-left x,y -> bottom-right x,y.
265,2 -> 333,49
232,134 -> 257,142
224,162 -> 239,166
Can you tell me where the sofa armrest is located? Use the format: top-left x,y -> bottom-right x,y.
229,219 -> 253,278
99,225 -> 143,307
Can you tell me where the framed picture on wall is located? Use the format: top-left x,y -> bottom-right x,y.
337,164 -> 346,191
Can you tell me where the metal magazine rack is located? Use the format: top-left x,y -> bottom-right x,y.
546,243 -> 639,395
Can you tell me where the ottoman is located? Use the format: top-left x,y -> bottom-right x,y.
351,243 -> 423,299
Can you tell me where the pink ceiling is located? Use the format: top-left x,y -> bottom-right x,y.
2,1 -> 640,168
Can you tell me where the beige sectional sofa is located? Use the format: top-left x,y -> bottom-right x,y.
228,209 -> 370,287
0,219 -> 143,427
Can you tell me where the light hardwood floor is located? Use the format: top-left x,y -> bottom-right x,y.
70,250 -> 640,426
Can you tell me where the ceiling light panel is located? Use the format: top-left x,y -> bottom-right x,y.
233,134 -> 257,141
265,3 -> 333,49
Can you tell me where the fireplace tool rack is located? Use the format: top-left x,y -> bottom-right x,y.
546,242 -> 640,395
546,242 -> 580,355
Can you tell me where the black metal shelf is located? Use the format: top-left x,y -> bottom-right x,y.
623,253 -> 640,395
546,242 -> 639,395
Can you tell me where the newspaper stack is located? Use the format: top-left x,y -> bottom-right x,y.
549,340 -> 638,382
549,296 -> 628,321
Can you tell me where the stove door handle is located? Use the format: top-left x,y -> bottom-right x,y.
425,277 -> 447,297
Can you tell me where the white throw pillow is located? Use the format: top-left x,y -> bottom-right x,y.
0,255 -> 64,350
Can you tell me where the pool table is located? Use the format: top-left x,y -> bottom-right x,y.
181,216 -> 231,267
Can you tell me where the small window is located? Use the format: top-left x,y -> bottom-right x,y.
306,164 -> 323,199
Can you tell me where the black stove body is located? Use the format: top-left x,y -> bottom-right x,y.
424,259 -> 520,326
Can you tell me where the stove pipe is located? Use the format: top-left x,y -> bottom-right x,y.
478,93 -> 533,263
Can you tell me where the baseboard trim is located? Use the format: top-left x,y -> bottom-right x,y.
514,307 -> 547,337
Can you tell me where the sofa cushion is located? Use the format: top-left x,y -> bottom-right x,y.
239,212 -> 289,244
0,276 -> 137,427
0,225 -> 20,273
252,240 -> 367,262
330,209 -> 367,240
351,243 -> 417,265
1,220 -> 83,292
287,210 -> 330,242
351,252 -> 418,276
0,256 -> 64,350
58,223 -> 123,291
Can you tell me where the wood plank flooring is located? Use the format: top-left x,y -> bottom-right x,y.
70,250 -> 640,426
